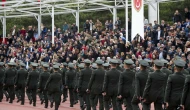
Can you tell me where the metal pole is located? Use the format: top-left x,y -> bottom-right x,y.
113,0 -> 117,29
113,8 -> 117,29
52,5 -> 54,44
158,2 -> 160,24
125,0 -> 128,41
76,0 -> 79,32
38,0 -> 41,38
38,15 -> 41,38
3,11 -> 6,43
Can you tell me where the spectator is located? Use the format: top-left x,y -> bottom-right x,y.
174,10 -> 182,23
185,7 -> 190,20
63,22 -> 69,32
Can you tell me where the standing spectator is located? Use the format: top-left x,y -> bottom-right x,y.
42,25 -> 47,40
95,19 -> 102,31
89,20 -> 94,34
63,22 -> 69,32
47,29 -> 52,43
10,25 -> 17,38
185,7 -> 190,20
108,20 -> 113,31
115,17 -> 121,30
174,10 -> 182,23
160,20 -> 167,31
83,20 -> 90,32
71,23 -> 78,34
105,20 -> 109,29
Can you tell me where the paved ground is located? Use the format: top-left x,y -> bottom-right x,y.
0,95 -> 154,110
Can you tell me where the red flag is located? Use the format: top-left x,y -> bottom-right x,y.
37,0 -> 40,2
2,0 -> 6,7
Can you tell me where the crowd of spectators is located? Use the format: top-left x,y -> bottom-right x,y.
1,7 -> 190,70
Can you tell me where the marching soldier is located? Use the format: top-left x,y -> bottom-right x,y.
65,63 -> 76,107
62,62 -> 68,103
102,59 -> 121,110
37,62 -> 45,102
131,60 -> 149,110
14,63 -> 28,105
160,59 -> 172,77
74,63 -> 85,104
26,63 -> 40,106
91,63 -> 97,70
164,60 -> 186,110
116,59 -> 125,72
38,64 -> 50,108
87,60 -> 105,110
144,59 -> 154,72
3,62 -> 17,103
142,60 -> 167,110
0,62 -> 4,102
103,63 -> 110,71
45,65 -> 62,110
78,59 -> 92,110
181,75 -> 190,110
117,59 -> 135,110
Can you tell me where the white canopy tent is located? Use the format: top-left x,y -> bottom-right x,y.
0,0 -> 184,44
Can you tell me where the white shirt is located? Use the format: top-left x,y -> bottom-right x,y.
158,31 -> 161,40
159,52 -> 163,59
26,62 -> 29,69
12,29 -> 15,36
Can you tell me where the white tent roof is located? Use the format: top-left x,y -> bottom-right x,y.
0,0 -> 184,18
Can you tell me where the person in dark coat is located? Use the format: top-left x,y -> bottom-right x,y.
74,63 -> 84,105
87,60 -> 105,110
0,62 -> 4,102
26,63 -> 40,106
117,59 -> 135,110
14,63 -> 28,105
38,64 -> 50,108
116,59 -> 125,72
3,62 -> 17,103
131,60 -> 149,110
164,60 -> 186,110
78,59 -> 93,110
37,62 -> 44,103
61,63 -> 68,103
65,63 -> 76,107
142,60 -> 167,110
160,59 -> 172,77
102,59 -> 121,110
45,65 -> 62,110
181,75 -> 190,110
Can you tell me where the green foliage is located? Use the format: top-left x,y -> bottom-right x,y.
0,0 -> 190,35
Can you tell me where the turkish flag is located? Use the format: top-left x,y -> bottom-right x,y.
2,0 -> 6,7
